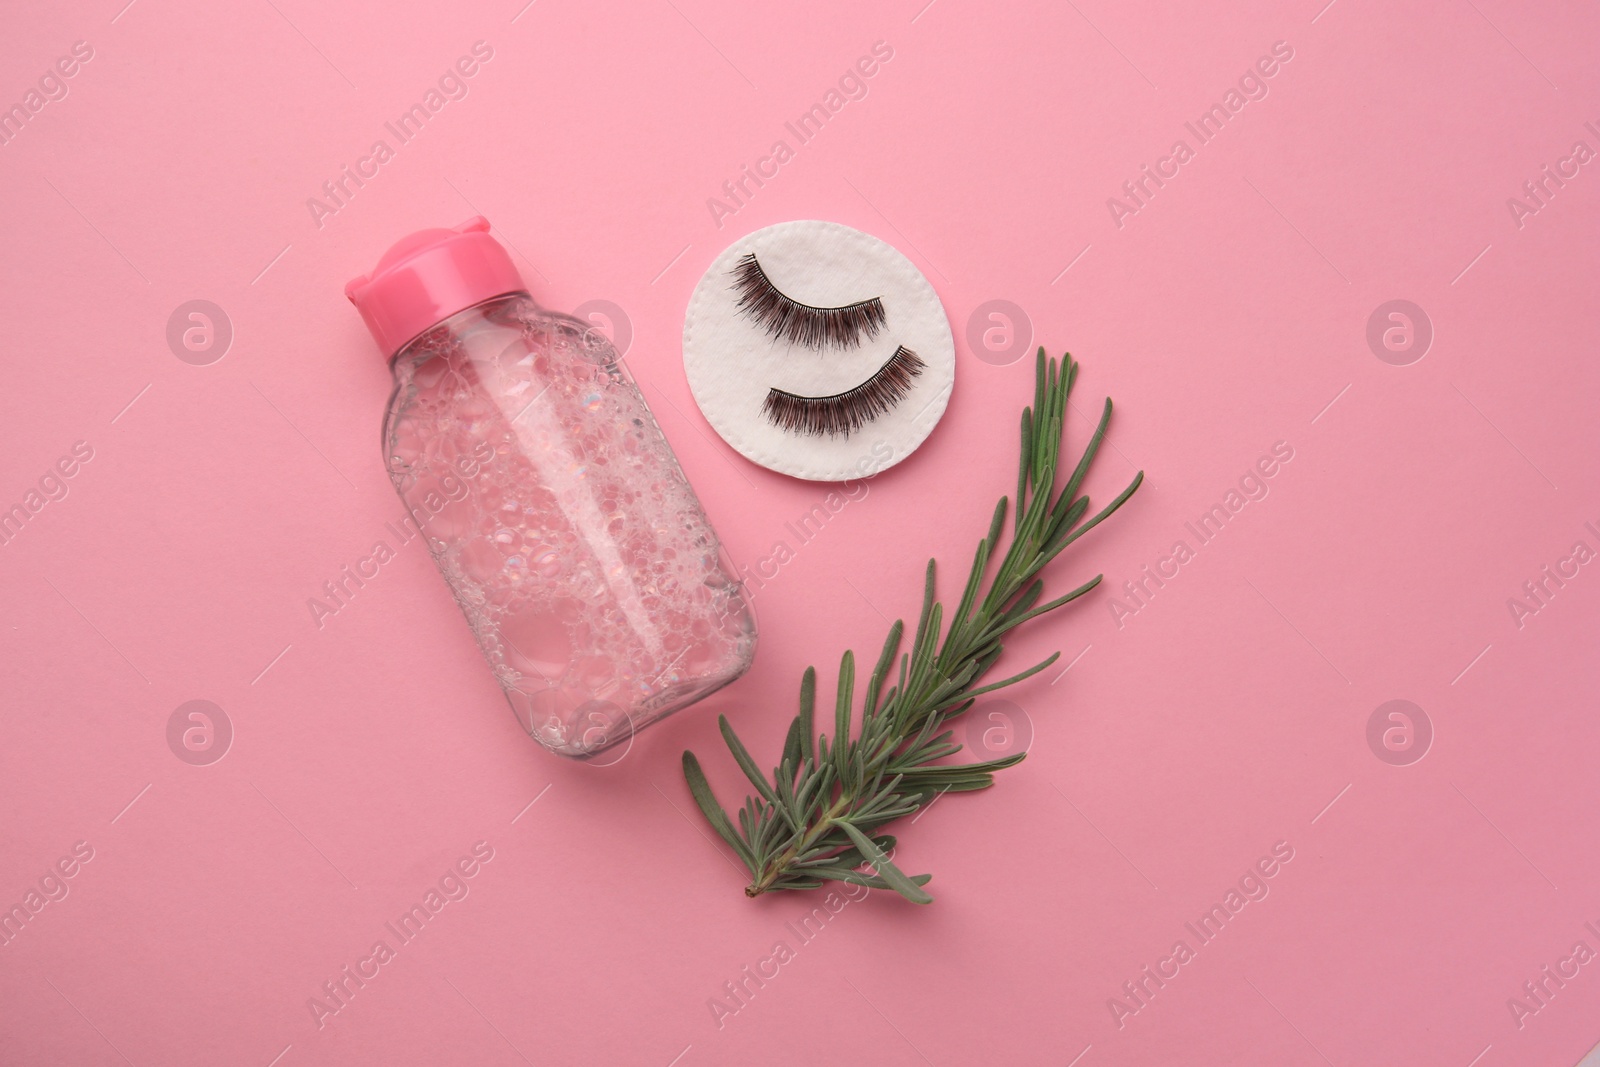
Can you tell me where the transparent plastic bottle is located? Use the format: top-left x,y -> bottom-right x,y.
346,218 -> 755,759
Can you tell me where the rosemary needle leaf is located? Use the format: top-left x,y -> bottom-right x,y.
835,650 -> 856,757
769,878 -> 826,891
718,715 -> 781,808
1061,397 -> 1113,503
938,652 -> 1061,708
838,821 -> 933,904
797,667 -> 816,764
781,716 -> 804,780
864,620 -> 903,718
806,869 -> 935,892
1044,471 -> 1145,566
999,576 -> 1103,634
823,834 -> 896,871
1016,410 -> 1032,533
682,350 -> 1142,902
682,751 -> 755,871
987,496 -> 1009,554
913,559 -> 938,654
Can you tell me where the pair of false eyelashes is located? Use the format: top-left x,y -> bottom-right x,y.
730,253 -> 925,438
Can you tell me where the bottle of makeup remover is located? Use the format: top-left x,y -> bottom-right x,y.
347,218 -> 756,759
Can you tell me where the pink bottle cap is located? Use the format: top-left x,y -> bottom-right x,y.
345,217 -> 525,358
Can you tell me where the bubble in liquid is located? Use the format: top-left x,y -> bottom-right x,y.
569,566 -> 600,597
501,606 -> 573,682
511,687 -> 574,744
530,546 -> 562,578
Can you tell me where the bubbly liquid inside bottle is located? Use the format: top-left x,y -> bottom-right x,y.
383,293 -> 755,758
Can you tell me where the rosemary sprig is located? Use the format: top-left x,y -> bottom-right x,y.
682,349 -> 1142,903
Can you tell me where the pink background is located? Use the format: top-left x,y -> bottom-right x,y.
2,1 -> 1598,1064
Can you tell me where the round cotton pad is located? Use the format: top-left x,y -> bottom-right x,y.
682,220 -> 955,482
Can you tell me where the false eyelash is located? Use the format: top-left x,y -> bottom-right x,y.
763,346 -> 925,438
730,253 -> 887,350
